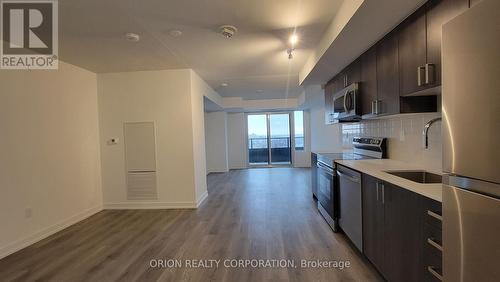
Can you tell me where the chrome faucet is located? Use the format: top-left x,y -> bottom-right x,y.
423,117 -> 442,149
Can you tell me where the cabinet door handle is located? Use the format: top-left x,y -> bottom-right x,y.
376,182 -> 380,201
417,65 -> 425,86
427,266 -> 443,281
372,100 -> 380,115
381,183 -> 385,204
427,210 -> 443,221
427,238 -> 443,252
425,63 -> 435,85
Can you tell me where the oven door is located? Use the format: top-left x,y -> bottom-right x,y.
317,161 -> 336,222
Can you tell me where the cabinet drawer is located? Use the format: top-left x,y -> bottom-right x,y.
422,198 -> 442,229
423,252 -> 443,282
423,222 -> 442,255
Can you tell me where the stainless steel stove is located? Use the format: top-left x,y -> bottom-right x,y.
315,137 -> 386,232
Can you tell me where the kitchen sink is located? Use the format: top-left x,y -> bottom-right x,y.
385,170 -> 442,184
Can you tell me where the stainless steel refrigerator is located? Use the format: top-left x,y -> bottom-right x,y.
442,0 -> 500,281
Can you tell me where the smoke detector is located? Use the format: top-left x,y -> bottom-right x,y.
169,30 -> 183,37
218,25 -> 238,38
125,33 -> 140,42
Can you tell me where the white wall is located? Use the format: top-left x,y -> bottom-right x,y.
98,69 -> 204,208
204,111 -> 229,173
227,113 -> 247,169
310,104 -> 343,153
293,110 -> 312,167
189,71 -> 211,204
0,62 -> 103,259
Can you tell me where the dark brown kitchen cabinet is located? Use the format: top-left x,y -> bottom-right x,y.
343,59 -> 361,87
469,0 -> 481,7
399,0 -> 468,95
362,174 -> 385,274
360,47 -> 377,116
330,73 -> 345,93
384,182 -> 422,282
420,197 -> 443,281
399,6 -> 427,95
426,0 -> 469,86
329,59 -> 360,92
362,173 -> 442,282
311,153 -> 318,199
323,0 -> 465,119
376,31 -> 400,116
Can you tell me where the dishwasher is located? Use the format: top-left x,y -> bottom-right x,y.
337,165 -> 363,252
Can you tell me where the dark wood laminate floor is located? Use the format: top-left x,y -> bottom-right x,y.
0,168 -> 382,282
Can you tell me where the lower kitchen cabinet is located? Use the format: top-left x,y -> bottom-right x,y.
311,153 -> 318,199
384,182 -> 422,282
362,175 -> 386,273
361,173 -> 442,282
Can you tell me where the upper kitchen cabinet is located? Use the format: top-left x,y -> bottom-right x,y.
343,59 -> 361,87
324,59 -> 361,124
360,47 -> 378,116
376,31 -> 400,116
469,0 -> 481,6
323,0 -> 470,122
399,0 -> 469,95
398,6 -> 427,95
426,0 -> 469,86
330,72 -> 345,94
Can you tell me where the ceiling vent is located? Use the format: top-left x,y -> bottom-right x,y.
218,25 -> 237,38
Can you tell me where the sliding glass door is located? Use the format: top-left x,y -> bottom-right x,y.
247,114 -> 269,165
247,113 -> 292,166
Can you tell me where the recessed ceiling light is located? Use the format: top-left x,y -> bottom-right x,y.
169,30 -> 183,37
221,83 -> 228,87
218,25 -> 238,38
125,32 -> 140,42
289,34 -> 298,46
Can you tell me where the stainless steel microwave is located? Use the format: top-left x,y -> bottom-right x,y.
330,83 -> 361,122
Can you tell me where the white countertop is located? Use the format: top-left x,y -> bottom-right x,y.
335,159 -> 443,202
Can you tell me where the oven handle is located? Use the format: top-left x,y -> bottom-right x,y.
336,170 -> 360,184
317,162 -> 334,175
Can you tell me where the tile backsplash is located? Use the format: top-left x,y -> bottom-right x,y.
342,113 -> 442,170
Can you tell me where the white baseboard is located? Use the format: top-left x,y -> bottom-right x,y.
229,166 -> 247,170
0,205 -> 102,260
196,191 -> 209,207
103,201 -> 197,209
207,168 -> 229,174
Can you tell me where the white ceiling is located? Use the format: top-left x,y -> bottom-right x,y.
59,0 -> 344,100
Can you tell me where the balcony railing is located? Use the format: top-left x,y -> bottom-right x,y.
248,137 -> 304,164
